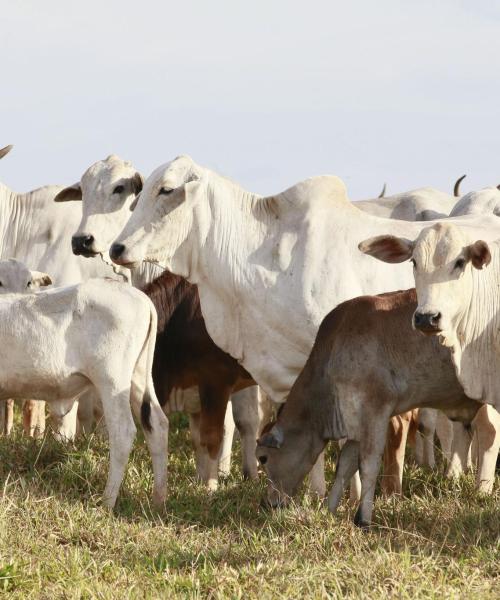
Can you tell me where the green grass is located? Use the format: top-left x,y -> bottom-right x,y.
0,415 -> 498,599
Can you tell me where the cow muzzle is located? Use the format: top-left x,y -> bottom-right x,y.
413,311 -> 442,334
72,234 -> 97,257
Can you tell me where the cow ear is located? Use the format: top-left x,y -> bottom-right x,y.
257,426 -> 284,449
129,193 -> 140,211
132,172 -> 143,195
467,240 -> 491,270
0,145 -> 13,160
30,271 -> 52,287
359,235 -> 414,263
54,183 -> 82,202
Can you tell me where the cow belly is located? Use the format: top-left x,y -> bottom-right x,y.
0,372 -> 90,402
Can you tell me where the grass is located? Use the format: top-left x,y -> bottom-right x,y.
0,414 -> 498,599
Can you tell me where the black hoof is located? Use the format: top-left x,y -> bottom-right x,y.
354,507 -> 371,531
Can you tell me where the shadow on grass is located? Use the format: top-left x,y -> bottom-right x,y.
1,421 -> 498,561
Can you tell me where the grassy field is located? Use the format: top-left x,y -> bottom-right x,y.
0,414 -> 498,599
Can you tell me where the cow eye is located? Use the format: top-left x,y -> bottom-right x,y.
454,258 -> 466,270
0,282 -> 3,287
113,185 -> 125,195
258,455 -> 268,465
27,281 -> 32,288
158,187 -> 174,196
410,258 -> 417,268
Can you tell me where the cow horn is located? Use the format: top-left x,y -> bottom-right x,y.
453,174 -> 466,197
378,183 -> 387,198
496,184 -> 500,191
0,145 -> 13,160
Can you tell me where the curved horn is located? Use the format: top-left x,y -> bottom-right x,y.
496,184 -> 500,191
378,183 -> 387,198
0,145 -> 13,160
453,174 -> 466,197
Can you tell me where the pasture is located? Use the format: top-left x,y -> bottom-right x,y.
0,415 -> 498,599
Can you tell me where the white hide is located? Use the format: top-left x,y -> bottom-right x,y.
449,187 -> 500,217
356,187 -> 456,221
0,277 -> 168,508
111,156 -> 500,403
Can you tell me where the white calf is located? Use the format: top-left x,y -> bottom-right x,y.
0,274 -> 168,508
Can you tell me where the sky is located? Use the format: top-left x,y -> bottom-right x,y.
1,0 -> 500,199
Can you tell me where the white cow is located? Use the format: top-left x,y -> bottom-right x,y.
356,187 -> 457,221
450,186 -> 500,217
359,222 -> 500,492
54,155 -> 271,487
0,145 -> 121,438
109,155 -> 500,405
0,264 -> 168,508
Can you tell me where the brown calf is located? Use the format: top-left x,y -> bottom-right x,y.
256,289 -> 482,528
142,271 -> 256,480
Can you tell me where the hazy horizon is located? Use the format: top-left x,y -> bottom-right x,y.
2,0 -> 500,200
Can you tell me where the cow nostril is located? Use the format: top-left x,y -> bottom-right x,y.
414,312 -> 424,326
110,243 -> 125,260
430,312 -> 441,325
82,235 -> 94,249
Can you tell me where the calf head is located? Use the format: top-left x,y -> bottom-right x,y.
359,223 -> 491,345
0,259 -> 52,293
54,155 -> 143,258
256,423 -> 322,508
110,155 -> 206,276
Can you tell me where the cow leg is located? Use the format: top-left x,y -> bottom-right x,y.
0,399 -> 14,435
232,387 -> 260,479
49,399 -> 79,442
97,386 -> 137,509
415,408 -> 436,468
199,383 -> 232,477
446,422 -> 471,479
355,416 -> 388,529
328,440 -> 360,514
189,411 -> 219,490
22,400 -> 45,438
308,451 -> 327,497
219,401 -> 235,477
381,412 -> 411,496
130,376 -> 169,507
435,411 -> 454,464
472,404 -> 500,494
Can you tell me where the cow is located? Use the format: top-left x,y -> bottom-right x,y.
109,155 -> 500,405
359,224 -> 500,481
54,155 -> 272,489
256,289 -> 488,528
355,186 -> 457,221
0,145 -> 121,439
449,187 -> 500,217
0,259 -> 53,437
0,262 -> 168,509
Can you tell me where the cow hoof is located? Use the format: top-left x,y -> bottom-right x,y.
353,508 -> 371,531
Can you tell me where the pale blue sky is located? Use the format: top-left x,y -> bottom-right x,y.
1,0 -> 500,199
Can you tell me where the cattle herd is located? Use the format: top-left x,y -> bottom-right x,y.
0,144 -> 499,528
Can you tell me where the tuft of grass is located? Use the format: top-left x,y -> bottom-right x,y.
0,414 -> 498,599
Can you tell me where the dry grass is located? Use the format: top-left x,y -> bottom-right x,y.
0,414 -> 498,599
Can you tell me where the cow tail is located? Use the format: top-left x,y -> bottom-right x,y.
138,300 -> 158,433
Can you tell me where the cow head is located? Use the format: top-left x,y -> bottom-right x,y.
0,259 -> 52,293
110,155 -> 206,277
359,223 -> 491,345
256,423 -> 322,508
54,155 -> 143,258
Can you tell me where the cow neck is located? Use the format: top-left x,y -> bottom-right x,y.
141,271 -> 198,332
453,242 -> 500,407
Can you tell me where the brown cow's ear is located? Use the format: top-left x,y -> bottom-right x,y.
129,193 -> 140,211
467,240 -> 491,270
257,426 -> 284,449
132,172 -> 143,195
54,183 -> 82,202
358,235 -> 414,263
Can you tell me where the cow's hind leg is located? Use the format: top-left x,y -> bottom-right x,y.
328,440 -> 359,514
472,404 -> 500,494
130,376 -> 169,507
381,412 -> 411,496
189,411 -> 219,490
